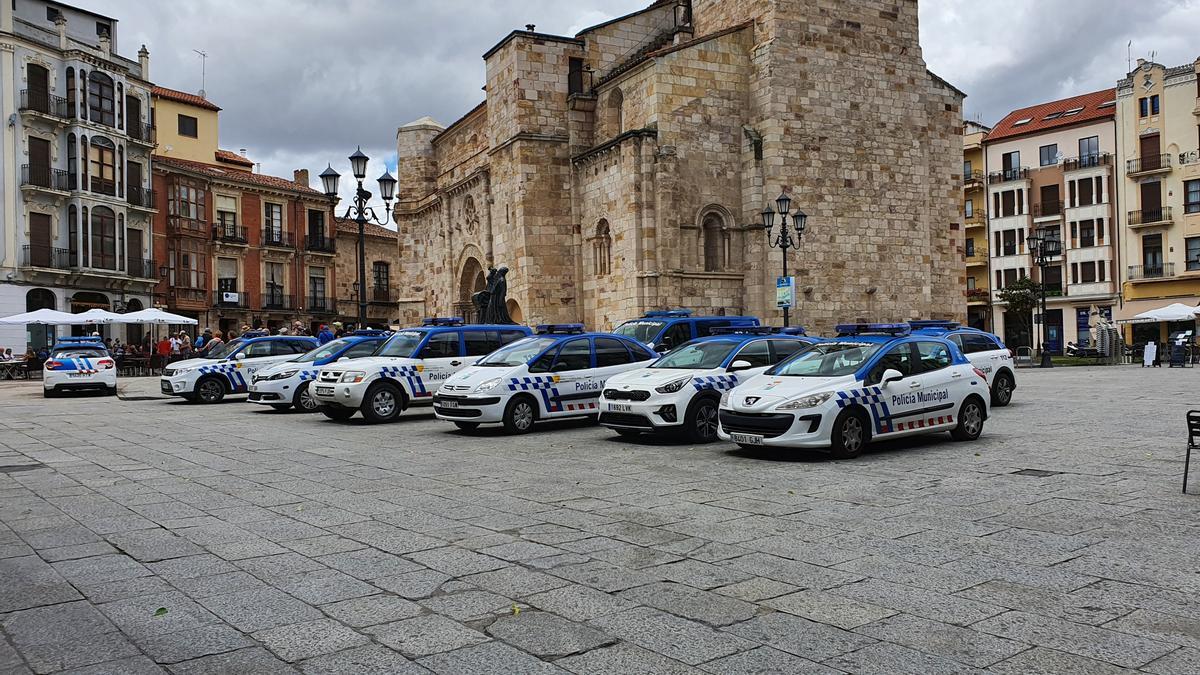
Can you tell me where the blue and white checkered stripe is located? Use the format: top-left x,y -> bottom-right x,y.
198,363 -> 247,392
380,365 -> 429,397
835,386 -> 892,434
507,376 -> 562,412
692,374 -> 739,391
298,370 -> 318,382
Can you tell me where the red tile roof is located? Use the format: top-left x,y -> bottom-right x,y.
151,86 -> 221,112
986,89 -> 1116,143
335,217 -> 398,240
153,154 -> 324,197
215,149 -> 255,168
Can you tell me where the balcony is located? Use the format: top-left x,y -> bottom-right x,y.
305,236 -> 336,254
1128,207 -> 1173,228
1063,153 -> 1111,172
20,245 -> 71,270
964,170 -> 984,188
988,167 -> 1028,184
261,293 -> 294,311
20,165 -> 69,192
261,228 -> 294,248
371,286 -> 396,304
307,295 -> 337,314
19,90 -> 70,120
1126,154 -> 1171,176
1033,200 -> 1063,218
168,216 -> 209,237
212,223 -> 249,244
127,123 -> 155,146
1043,285 -> 1064,298
966,288 -> 990,303
214,292 -> 248,309
965,252 -> 988,266
127,186 -> 157,210
169,287 -> 209,307
127,258 -> 158,280
89,177 -> 116,196
1128,263 -> 1174,281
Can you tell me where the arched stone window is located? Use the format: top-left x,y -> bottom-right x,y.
66,67 -> 75,116
702,213 -> 724,272
593,219 -> 612,276
608,89 -> 624,136
88,71 -> 115,126
88,136 -> 115,195
26,288 -> 55,311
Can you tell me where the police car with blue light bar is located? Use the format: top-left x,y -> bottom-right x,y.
598,327 -> 820,442
247,331 -> 391,412
717,323 -> 989,458
433,324 -> 656,433
160,331 -> 319,403
612,309 -> 761,353
43,336 -> 116,397
908,321 -> 1016,407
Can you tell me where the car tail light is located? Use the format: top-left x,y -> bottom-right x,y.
98,359 -> 114,369
973,368 -> 987,380
44,360 -> 62,369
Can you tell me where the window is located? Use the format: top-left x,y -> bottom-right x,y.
171,180 -> 205,220
1151,94 -> 1160,115
307,210 -> 326,243
87,72 -> 114,126
1142,233 -> 1163,273
964,200 -> 973,218
593,220 -> 611,275
265,262 -> 284,305
216,195 -> 237,235
463,331 -> 502,357
702,214 -> 723,272
66,68 -> 75,117
568,57 -> 584,95
89,206 -> 116,269
1185,179 -> 1200,215
1098,261 -> 1106,282
1078,135 -> 1099,164
1139,97 -> 1149,117
177,114 -> 198,138
1011,118 -> 1031,127
868,344 -> 913,384
345,341 -> 381,359
217,258 -> 238,294
1187,237 -> 1200,272
914,341 -> 952,373
551,338 -> 591,371
963,333 -> 1000,354
1077,177 -> 1094,206
966,276 -> 976,290
594,338 -> 633,367
1000,191 -> 1016,217
963,159 -> 972,176
768,340 -> 805,363
1062,106 -> 1083,117
420,332 -> 460,359
1003,268 -> 1019,288
657,323 -> 691,352
96,21 -> 109,36
1001,230 -> 1017,256
1039,144 -> 1058,166
264,203 -> 283,241
1079,220 -> 1095,248
696,320 -> 734,337
372,261 -> 389,289
308,266 -> 326,301
1080,261 -> 1096,283
732,340 -> 772,368
965,238 -> 975,257
88,137 -> 115,195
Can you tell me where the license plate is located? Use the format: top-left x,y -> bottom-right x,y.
730,432 -> 763,445
67,373 -> 88,379
316,386 -> 334,396
607,403 -> 632,412
439,399 -> 459,409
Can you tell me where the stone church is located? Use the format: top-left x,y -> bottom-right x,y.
393,0 -> 965,334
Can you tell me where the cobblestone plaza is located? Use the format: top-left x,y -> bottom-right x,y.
0,366 -> 1197,674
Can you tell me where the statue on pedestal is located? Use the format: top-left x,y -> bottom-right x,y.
471,265 -> 515,324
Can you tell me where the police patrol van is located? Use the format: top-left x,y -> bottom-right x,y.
598,327 -> 819,442
43,336 -> 117,397
160,331 -> 318,403
718,323 -> 989,458
433,324 -> 655,433
312,318 -> 532,423
247,330 -> 391,412
612,310 -> 760,353
908,321 -> 1016,406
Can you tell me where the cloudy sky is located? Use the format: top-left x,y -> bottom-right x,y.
86,0 -> 1200,212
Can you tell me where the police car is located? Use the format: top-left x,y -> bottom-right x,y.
717,323 -> 989,458
598,327 -> 819,442
433,324 -> 656,433
43,336 -> 116,397
612,310 -> 760,353
311,319 -> 532,423
909,321 -> 1016,407
160,331 -> 318,403
247,331 -> 391,412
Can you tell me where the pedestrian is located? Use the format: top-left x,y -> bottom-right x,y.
103,337 -> 113,351
1,348 -> 12,362
202,330 -> 224,356
333,321 -> 345,338
292,320 -> 307,336
169,333 -> 181,358
155,335 -> 171,368
179,331 -> 192,358
317,323 -> 334,345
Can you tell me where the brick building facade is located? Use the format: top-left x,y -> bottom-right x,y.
333,217 -> 400,328
393,0 -> 965,334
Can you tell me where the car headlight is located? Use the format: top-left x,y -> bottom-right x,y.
340,371 -> 366,384
655,376 -> 691,394
476,377 -> 504,392
268,370 -> 298,381
777,391 -> 834,410
719,390 -> 731,407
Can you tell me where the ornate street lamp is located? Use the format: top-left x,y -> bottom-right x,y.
321,148 -> 397,327
1026,233 -> 1059,368
761,190 -> 808,327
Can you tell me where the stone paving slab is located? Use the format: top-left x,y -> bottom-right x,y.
1,367 -> 1199,673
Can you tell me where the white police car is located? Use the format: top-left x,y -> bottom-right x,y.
909,321 -> 1016,407
43,336 -> 116,397
612,309 -> 760,353
718,323 -> 989,458
599,327 -> 818,442
312,319 -> 533,423
433,324 -> 656,433
247,331 -> 391,412
160,332 -> 318,403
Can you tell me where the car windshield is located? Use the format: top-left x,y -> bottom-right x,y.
374,331 -> 426,358
651,340 -> 737,370
769,342 -> 882,378
293,338 -> 356,363
204,339 -> 244,360
476,336 -> 559,367
613,320 -> 665,343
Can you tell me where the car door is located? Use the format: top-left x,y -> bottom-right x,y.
592,337 -> 646,392
729,339 -> 774,378
415,331 -> 463,396
864,342 -> 918,436
544,337 -> 595,417
908,340 -> 960,429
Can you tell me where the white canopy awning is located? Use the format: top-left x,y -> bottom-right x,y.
1121,302 -> 1200,324
0,308 -> 79,325
121,308 -> 199,325
75,308 -> 128,324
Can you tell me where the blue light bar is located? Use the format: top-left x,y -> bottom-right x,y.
774,326 -> 808,336
835,323 -> 911,336
643,309 -> 692,318
54,336 -> 104,344
422,317 -> 464,326
535,323 -> 585,334
909,320 -> 960,330
709,326 -> 774,335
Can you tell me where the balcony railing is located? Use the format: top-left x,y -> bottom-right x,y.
20,245 -> 71,270
214,292 -> 248,308
261,293 -> 294,310
168,216 -> 209,237
261,228 -> 293,247
1033,200 -> 1063,217
305,236 -> 336,253
1063,153 -> 1111,172
1128,263 -> 1173,281
19,90 -> 69,119
20,165 -> 69,191
964,170 -> 984,185
307,295 -> 337,313
169,270 -> 208,291
988,167 -> 1028,184
966,288 -> 989,301
212,223 -> 248,244
1126,154 -> 1171,175
127,186 -> 157,209
128,258 -> 158,279
1128,207 -> 1172,226
127,123 -> 155,144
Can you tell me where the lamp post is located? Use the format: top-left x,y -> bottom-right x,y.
320,148 -> 396,327
760,190 -> 808,327
1026,233 -> 1059,368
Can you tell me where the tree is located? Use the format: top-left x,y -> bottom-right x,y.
997,276 -> 1041,349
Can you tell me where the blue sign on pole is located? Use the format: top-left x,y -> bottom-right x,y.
776,276 -> 795,308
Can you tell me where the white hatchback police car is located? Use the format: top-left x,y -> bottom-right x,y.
599,328 -> 818,442
43,336 -> 117,397
718,323 -> 989,458
433,324 -> 656,433
160,332 -> 318,403
247,331 -> 390,412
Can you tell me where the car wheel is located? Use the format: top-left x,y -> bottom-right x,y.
684,398 -> 720,444
196,377 -> 225,404
360,382 -> 403,423
453,421 -> 480,431
950,397 -> 986,441
180,394 -> 197,402
294,382 -> 319,412
991,372 -> 1013,407
830,408 -> 870,459
503,396 -> 537,434
320,405 -> 356,421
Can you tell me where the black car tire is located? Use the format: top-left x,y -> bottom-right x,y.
991,372 -> 1014,407
270,404 -> 292,411
684,397 -> 720,444
950,397 -> 986,441
502,396 -> 537,434
614,428 -> 641,438
453,421 -> 480,431
830,407 -> 870,459
320,405 -> 356,421
293,381 -> 319,412
195,377 -> 226,404
360,382 -> 403,423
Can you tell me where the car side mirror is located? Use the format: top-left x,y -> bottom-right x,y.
880,368 -> 904,386
337,356 -> 349,362
235,353 -> 245,360
727,359 -> 754,372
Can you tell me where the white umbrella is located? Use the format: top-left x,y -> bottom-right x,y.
74,308 -> 129,324
0,308 -> 77,325
1131,302 -> 1200,323
121,308 -> 198,325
